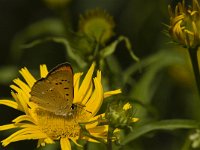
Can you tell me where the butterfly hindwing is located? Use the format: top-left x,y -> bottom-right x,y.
30,63 -> 74,115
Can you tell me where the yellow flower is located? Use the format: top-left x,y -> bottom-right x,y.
0,63 -> 121,149
79,8 -> 115,45
168,0 -> 200,48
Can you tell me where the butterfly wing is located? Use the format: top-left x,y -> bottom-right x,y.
30,63 -> 74,115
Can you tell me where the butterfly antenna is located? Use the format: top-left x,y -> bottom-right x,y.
75,103 -> 92,114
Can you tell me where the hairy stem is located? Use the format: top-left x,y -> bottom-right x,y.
107,126 -> 114,150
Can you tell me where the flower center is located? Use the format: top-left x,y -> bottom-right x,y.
34,108 -> 90,139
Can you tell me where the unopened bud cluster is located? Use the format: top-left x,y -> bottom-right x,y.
105,101 -> 136,129
168,0 -> 200,48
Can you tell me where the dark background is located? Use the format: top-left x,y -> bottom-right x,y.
1,0 -> 199,150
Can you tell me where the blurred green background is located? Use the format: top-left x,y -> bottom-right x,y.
1,0 -> 200,150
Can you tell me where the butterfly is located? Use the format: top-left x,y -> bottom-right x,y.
30,62 -> 76,116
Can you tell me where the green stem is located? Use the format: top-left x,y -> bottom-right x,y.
181,133 -> 192,150
107,126 -> 114,150
188,47 -> 200,96
93,42 -> 101,68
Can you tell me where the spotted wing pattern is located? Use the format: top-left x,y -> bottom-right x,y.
30,63 -> 74,116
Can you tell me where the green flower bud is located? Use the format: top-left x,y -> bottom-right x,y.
105,100 -> 138,129
79,8 -> 115,45
190,129 -> 200,148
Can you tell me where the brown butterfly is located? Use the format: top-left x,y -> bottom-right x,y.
30,63 -> 76,116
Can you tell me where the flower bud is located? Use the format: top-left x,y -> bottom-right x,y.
105,100 -> 138,129
190,129 -> 200,148
168,0 -> 200,48
79,8 -> 115,45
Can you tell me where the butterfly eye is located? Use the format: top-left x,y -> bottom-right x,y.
71,104 -> 77,110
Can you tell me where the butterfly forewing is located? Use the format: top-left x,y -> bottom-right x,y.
30,63 -> 74,116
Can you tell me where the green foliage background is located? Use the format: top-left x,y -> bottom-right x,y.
0,0 -> 200,150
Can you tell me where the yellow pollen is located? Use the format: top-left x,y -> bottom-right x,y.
34,108 -> 90,139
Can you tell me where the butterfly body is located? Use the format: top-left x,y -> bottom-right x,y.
30,62 -> 75,116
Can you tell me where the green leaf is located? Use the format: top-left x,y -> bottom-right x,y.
65,32 -> 95,55
127,50 -> 184,103
20,18 -> 66,37
0,66 -> 18,84
22,37 -> 87,68
100,36 -> 139,62
11,18 -> 66,61
123,50 -> 165,83
121,119 -> 199,145
87,142 -> 105,150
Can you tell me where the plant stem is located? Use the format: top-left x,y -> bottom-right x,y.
188,47 -> 200,96
107,126 -> 114,150
181,132 -> 192,150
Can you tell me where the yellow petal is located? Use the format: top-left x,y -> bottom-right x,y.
0,124 -> 17,131
87,127 -> 120,142
10,85 -> 29,106
86,113 -> 105,129
10,91 -> 23,111
13,78 -> 31,97
2,133 -> 48,147
73,72 -> 83,103
74,72 -> 83,88
40,64 -> 48,78
44,137 -> 54,144
75,63 -> 95,102
81,81 -> 93,105
89,113 -> 105,122
10,85 -> 22,94
88,125 -> 107,134
123,102 -> 132,110
0,100 -> 19,110
19,67 -> 36,88
60,137 -> 71,150
85,75 -> 103,117
2,128 -> 48,146
132,117 -> 139,122
104,89 -> 121,98
16,92 -> 29,115
17,123 -> 41,128
12,115 -> 36,124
